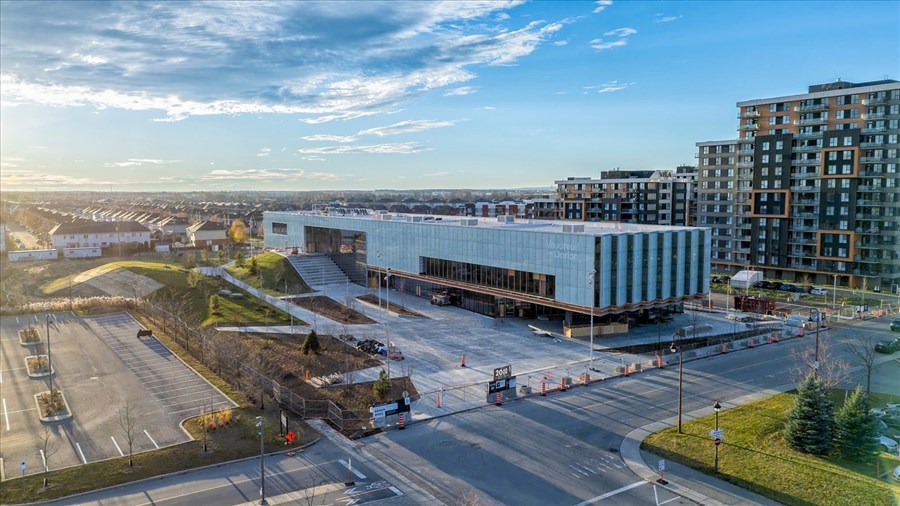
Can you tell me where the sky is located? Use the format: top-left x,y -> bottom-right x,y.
1,1 -> 898,192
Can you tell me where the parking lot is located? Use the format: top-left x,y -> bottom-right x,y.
0,311 -> 235,479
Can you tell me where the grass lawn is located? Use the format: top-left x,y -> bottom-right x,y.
642,392 -> 899,506
225,252 -> 312,296
0,405 -> 318,504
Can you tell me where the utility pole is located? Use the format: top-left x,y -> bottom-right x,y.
256,416 -> 267,505
46,314 -> 53,397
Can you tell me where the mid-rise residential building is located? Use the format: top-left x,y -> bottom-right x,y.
555,169 -> 694,226
697,79 -> 900,290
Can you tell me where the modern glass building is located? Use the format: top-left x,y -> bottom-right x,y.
263,210 -> 711,321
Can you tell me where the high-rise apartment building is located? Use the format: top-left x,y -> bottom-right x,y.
553,168 -> 695,226
697,79 -> 900,290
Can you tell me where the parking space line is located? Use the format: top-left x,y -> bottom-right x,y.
139,374 -> 201,386
160,390 -> 223,406
389,486 -> 403,495
2,398 -> 9,431
575,481 -> 647,506
144,429 -> 159,449
110,436 -> 124,457
146,381 -> 209,393
76,443 -> 88,464
124,362 -> 183,373
167,406 -> 203,416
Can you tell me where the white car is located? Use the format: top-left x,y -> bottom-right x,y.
871,408 -> 887,417
893,465 -> 900,481
809,287 -> 828,296
875,435 -> 898,453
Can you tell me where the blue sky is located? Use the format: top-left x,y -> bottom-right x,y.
1,1 -> 898,192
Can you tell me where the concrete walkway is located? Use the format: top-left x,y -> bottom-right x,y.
619,351 -> 900,506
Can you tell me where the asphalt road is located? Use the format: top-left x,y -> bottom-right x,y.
362,317 -> 899,505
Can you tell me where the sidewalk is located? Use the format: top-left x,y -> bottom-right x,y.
620,351 -> 900,506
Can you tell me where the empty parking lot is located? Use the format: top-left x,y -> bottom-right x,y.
0,311 -> 235,480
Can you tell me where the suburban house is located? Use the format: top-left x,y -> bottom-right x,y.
186,220 -> 228,248
49,221 -> 151,249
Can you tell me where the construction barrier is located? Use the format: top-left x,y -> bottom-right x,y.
398,413 -> 405,430
560,378 -> 567,392
540,381 -> 546,396
495,393 -> 502,406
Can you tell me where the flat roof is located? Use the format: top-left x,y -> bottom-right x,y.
266,211 -> 706,236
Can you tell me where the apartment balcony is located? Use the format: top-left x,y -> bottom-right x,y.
737,161 -> 754,169
792,158 -> 822,166
861,126 -> 886,134
861,156 -> 899,164
859,141 -> 884,148
793,225 -> 819,232
739,124 -> 760,131
795,131 -> 823,138
790,212 -> 817,219
794,198 -> 819,205
855,214 -> 881,221
861,113 -> 884,121
856,199 -> 883,207
855,227 -> 880,234
740,110 -> 760,118
795,103 -> 829,112
796,117 -> 828,125
853,255 -> 882,264
790,185 -> 818,192
862,97 -> 886,106
737,148 -> 754,155
793,144 -> 822,152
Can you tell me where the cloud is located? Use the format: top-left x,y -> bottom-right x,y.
0,168 -> 117,187
553,40 -> 568,46
590,27 -> 637,51
593,1 -> 613,13
256,147 -> 271,157
594,81 -> 635,93
357,119 -> 456,137
482,106 -> 496,110
423,171 -> 449,177
0,2 -> 559,122
103,158 -> 182,167
1,156 -> 25,167
297,142 -> 428,154
655,14 -> 683,23
301,134 -> 358,143
200,168 -> 340,181
444,86 -> 478,97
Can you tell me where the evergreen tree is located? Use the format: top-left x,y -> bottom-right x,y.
833,386 -> 879,462
301,330 -> 320,355
373,369 -> 391,402
209,294 -> 220,314
783,374 -> 834,455
249,256 -> 259,276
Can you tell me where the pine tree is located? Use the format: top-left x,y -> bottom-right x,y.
783,374 -> 834,455
373,369 -> 392,402
833,386 -> 879,462
301,330 -> 320,355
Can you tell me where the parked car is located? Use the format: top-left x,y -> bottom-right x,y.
809,287 -> 828,296
779,283 -> 800,292
875,339 -> 900,354
894,465 -> 900,481
891,319 -> 900,332
875,435 -> 899,453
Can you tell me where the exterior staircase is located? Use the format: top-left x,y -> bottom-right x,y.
286,253 -> 349,289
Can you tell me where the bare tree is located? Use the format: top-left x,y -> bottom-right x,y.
273,261 -> 286,292
790,338 -> 848,389
118,402 -> 138,467
39,426 -> 59,487
195,396 -> 212,452
453,486 -> 484,506
845,336 -> 877,396
299,470 -> 328,506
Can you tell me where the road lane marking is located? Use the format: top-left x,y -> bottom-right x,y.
144,429 -> 159,449
76,443 -> 88,464
388,486 -> 403,495
341,458 -> 366,479
111,436 -> 124,456
654,484 -> 659,505
2,398 -> 9,430
575,480 -> 647,506
16,317 -> 19,324
658,497 -> 679,505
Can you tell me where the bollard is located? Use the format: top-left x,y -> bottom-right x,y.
623,364 -> 629,377
540,381 -> 546,396
583,373 -> 590,386
768,336 -> 773,344
656,354 -> 663,369
495,392 -> 502,406
560,378 -> 567,392
722,343 -> 728,354
748,337 -> 755,348
398,413 -> 405,430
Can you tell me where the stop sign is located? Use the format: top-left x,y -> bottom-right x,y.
714,437 -> 722,446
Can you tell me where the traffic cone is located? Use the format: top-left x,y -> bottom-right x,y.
722,343 -> 727,354
460,355 -> 466,368
623,364 -> 629,377
495,392 -> 502,406
748,337 -> 755,348
398,413 -> 405,430
305,370 -> 309,380
540,381 -> 546,396
436,393 -> 441,408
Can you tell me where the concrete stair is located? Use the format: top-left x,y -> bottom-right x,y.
287,254 -> 349,289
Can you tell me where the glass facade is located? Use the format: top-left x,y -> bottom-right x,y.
422,257 -> 554,298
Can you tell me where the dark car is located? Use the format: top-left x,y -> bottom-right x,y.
891,319 -> 900,332
875,339 -> 900,354
780,283 -> 799,292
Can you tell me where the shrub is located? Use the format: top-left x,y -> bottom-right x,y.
373,369 -> 391,402
301,330 -> 320,355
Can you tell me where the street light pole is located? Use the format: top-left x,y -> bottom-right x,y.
256,416 -> 267,505
713,400 -> 721,473
46,314 -> 53,396
810,308 -> 820,378
588,269 -> 596,372
832,274 -> 838,313
670,334 -> 683,434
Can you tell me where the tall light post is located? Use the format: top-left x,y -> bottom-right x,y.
810,308 -> 820,378
46,314 -> 53,398
713,400 -> 721,474
384,268 -> 393,378
670,333 -> 683,434
376,252 -> 383,309
255,416 -> 267,505
588,269 -> 596,372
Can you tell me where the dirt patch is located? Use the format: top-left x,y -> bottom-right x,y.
80,268 -> 163,297
356,294 -> 427,318
287,295 -> 376,324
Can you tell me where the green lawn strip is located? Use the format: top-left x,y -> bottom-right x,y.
224,252 -> 311,296
0,406 -> 317,505
641,393 -> 897,506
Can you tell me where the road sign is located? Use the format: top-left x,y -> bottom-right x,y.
488,376 -> 517,394
714,438 -> 722,446
708,429 -> 724,439
20,461 -> 26,472
493,364 -> 512,381
658,459 -> 665,472
285,431 -> 296,443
